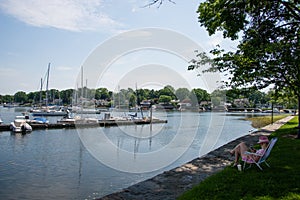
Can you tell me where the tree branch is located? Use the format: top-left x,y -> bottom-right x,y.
280,0 -> 300,21
143,0 -> 176,8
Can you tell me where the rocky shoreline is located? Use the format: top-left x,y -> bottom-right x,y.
99,116 -> 294,200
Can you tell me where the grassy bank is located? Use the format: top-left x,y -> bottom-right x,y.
178,116 -> 300,200
246,114 -> 290,128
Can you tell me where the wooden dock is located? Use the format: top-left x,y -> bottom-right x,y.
0,119 -> 168,132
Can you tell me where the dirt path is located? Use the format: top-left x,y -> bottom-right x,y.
99,115 -> 295,200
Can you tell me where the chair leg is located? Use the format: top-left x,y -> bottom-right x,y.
243,162 -> 252,170
255,163 -> 263,170
264,161 -> 270,168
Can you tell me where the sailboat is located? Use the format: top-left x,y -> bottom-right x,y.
57,66 -> 98,124
30,63 -> 67,117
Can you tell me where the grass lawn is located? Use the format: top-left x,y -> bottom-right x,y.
178,116 -> 300,200
246,114 -> 290,128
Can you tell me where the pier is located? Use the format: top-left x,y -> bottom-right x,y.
0,119 -> 168,132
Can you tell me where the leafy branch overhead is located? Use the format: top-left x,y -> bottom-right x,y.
193,0 -> 300,137
193,1 -> 299,94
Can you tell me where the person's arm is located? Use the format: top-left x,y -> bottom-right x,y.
249,144 -> 256,152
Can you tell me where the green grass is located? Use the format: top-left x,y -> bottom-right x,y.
246,114 -> 290,128
178,116 -> 300,200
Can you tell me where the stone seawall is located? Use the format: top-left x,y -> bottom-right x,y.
99,116 -> 294,200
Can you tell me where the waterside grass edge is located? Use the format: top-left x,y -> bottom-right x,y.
178,116 -> 300,200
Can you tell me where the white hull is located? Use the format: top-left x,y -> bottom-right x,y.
10,119 -> 32,133
57,116 -> 98,125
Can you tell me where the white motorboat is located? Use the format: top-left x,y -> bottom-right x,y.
31,117 -> 49,124
10,116 -> 32,133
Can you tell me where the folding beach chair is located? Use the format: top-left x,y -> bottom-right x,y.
243,137 -> 278,170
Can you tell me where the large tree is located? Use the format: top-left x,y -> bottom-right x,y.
189,0 -> 300,137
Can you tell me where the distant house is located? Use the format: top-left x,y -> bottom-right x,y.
234,98 -> 249,107
140,100 -> 152,109
178,99 -> 192,111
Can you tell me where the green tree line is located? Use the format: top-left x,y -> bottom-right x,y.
0,85 -> 297,110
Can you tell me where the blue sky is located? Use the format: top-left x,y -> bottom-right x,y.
0,0 -> 235,95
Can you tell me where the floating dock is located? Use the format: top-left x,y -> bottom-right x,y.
0,119 -> 168,132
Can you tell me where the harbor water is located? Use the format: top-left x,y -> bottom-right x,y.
0,106 -> 255,199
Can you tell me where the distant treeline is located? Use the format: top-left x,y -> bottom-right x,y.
0,85 -> 297,109
0,85 -> 210,107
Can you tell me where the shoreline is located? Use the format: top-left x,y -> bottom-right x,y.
99,115 -> 295,200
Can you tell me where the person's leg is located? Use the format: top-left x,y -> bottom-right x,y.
230,142 -> 249,164
238,142 -> 249,157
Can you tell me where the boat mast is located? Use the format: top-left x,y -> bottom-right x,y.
81,66 -> 83,117
39,78 -> 43,108
81,66 -> 83,99
45,63 -> 50,107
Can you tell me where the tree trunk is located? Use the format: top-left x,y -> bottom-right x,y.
297,95 -> 300,139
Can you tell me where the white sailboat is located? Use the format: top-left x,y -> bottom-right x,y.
31,63 -> 67,117
57,66 -> 98,124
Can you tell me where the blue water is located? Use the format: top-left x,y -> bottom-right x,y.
0,107 -> 256,199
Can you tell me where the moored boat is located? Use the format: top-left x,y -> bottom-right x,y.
31,107 -> 67,116
31,117 -> 49,124
10,116 -> 32,133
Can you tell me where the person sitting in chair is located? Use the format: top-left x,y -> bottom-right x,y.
229,136 -> 269,167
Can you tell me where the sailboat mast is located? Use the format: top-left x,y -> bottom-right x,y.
81,66 -> 83,99
40,78 -> 43,107
45,63 -> 50,107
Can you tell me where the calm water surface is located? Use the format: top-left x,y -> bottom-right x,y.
0,107 -> 256,199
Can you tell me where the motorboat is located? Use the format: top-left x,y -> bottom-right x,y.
10,116 -> 32,133
31,117 -> 49,124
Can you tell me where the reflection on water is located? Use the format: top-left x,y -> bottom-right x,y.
0,107 -> 256,199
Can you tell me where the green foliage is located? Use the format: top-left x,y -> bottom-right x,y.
178,117 -> 300,200
158,95 -> 172,103
195,0 -> 300,134
14,91 -> 28,103
175,88 -> 190,101
191,88 -> 210,103
196,0 -> 300,94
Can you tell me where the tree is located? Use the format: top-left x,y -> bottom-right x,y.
158,95 -> 172,103
95,88 -> 110,100
14,91 -> 28,104
1,94 -> 13,103
175,88 -> 190,101
191,0 -> 300,137
159,85 -> 176,99
191,88 -> 210,104
60,89 -> 74,105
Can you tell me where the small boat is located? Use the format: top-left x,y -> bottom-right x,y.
31,108 -> 67,116
31,117 -> 49,124
10,116 -> 32,133
0,118 -> 3,124
57,113 -> 98,125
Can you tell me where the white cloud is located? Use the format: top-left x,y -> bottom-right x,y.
0,0 -> 122,32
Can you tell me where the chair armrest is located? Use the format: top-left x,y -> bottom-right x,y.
244,151 -> 261,156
